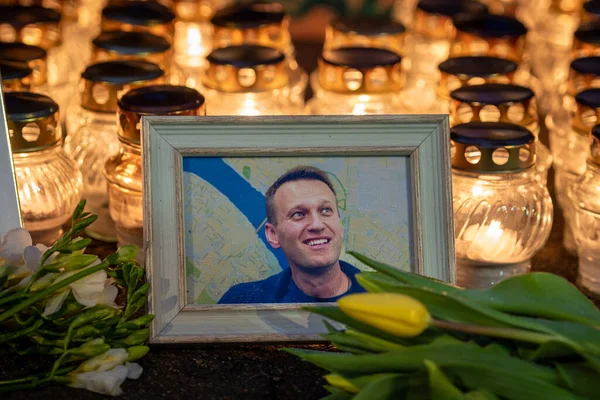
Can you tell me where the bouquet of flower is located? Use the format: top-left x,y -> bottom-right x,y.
0,200 -> 153,396
287,252 -> 600,399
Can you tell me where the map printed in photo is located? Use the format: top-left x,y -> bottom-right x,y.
182,156 -> 414,305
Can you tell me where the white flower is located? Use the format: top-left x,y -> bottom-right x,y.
69,349 -> 143,396
0,228 -> 49,286
0,228 -> 32,264
42,261 -> 119,317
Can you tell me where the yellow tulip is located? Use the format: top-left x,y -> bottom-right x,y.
337,293 -> 431,337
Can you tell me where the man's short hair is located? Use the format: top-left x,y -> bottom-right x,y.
265,165 -> 337,225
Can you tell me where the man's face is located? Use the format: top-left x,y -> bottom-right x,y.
265,179 -> 344,270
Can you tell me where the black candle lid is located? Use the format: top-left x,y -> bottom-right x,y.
331,16 -> 406,35
0,5 -> 61,28
102,1 -> 175,26
417,0 -> 487,17
5,91 -> 58,120
207,44 -> 285,68
93,31 -> 171,55
439,56 -> 518,77
451,121 -> 533,147
211,2 -> 286,28
576,88 -> 600,108
571,56 -> 600,74
450,83 -> 534,105
0,60 -> 32,81
82,60 -> 164,85
584,1 -> 600,17
118,85 -> 205,114
575,21 -> 600,45
0,42 -> 47,62
453,13 -> 527,38
321,47 -> 401,69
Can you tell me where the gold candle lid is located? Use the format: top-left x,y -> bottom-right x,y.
414,0 -> 488,40
479,0 -> 518,17
101,1 -> 175,42
0,59 -> 32,92
318,46 -> 404,94
12,0 -> 79,21
91,30 -> 172,73
449,83 -> 536,128
451,13 -> 528,63
550,0 -> 585,13
4,91 -> 61,153
573,21 -> 600,59
117,85 -> 205,144
202,44 -> 287,92
0,5 -> 62,49
0,42 -> 47,86
80,60 -> 165,113
438,55 -> 518,100
210,1 -> 291,54
451,121 -> 536,173
324,16 -> 407,57
573,88 -> 600,136
568,57 -> 600,97
170,0 -> 218,22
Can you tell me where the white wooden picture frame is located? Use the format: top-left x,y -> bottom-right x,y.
0,82 -> 22,237
142,115 -> 455,344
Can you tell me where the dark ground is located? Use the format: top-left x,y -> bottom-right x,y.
0,41 -> 591,399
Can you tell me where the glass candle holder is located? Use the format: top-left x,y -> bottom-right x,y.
392,0 -> 418,30
64,60 -> 164,242
200,44 -> 293,115
5,91 -> 83,246
104,85 -> 205,257
408,0 -> 488,86
171,0 -> 222,77
569,125 -> 600,296
209,1 -> 307,109
306,47 -> 406,115
100,1 -> 175,42
0,42 -> 48,90
452,121 -> 553,288
91,30 -> 173,80
582,0 -> 600,24
436,56 -> 518,113
0,59 -> 32,91
324,16 -> 407,58
548,56 -> 600,133
449,83 -> 552,183
551,88 -> 599,254
0,5 -> 77,115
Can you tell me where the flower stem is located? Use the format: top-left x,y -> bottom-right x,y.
0,259 -> 110,323
431,319 -> 556,344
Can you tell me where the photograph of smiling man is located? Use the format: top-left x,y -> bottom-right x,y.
182,156 -> 413,305
219,166 -> 366,304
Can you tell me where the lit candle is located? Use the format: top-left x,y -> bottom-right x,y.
5,92 -> 83,246
104,85 -> 205,261
200,44 -> 294,115
451,121 -> 553,288
306,47 -> 405,115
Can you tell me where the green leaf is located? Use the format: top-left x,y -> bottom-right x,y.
556,362 -> 600,398
424,360 -> 463,400
465,273 -> 600,326
352,374 -> 413,400
349,252 -> 462,295
462,390 -> 500,400
285,339 -> 560,384
322,331 -> 401,354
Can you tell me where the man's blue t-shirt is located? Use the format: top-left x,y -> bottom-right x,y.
218,260 -> 366,304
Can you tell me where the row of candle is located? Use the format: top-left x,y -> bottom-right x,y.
1,0 -> 600,293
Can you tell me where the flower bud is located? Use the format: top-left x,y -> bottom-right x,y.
337,293 -> 431,337
114,245 -> 139,264
126,345 -> 150,362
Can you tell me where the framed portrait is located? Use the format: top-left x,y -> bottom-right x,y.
0,83 -> 22,237
142,115 -> 455,344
